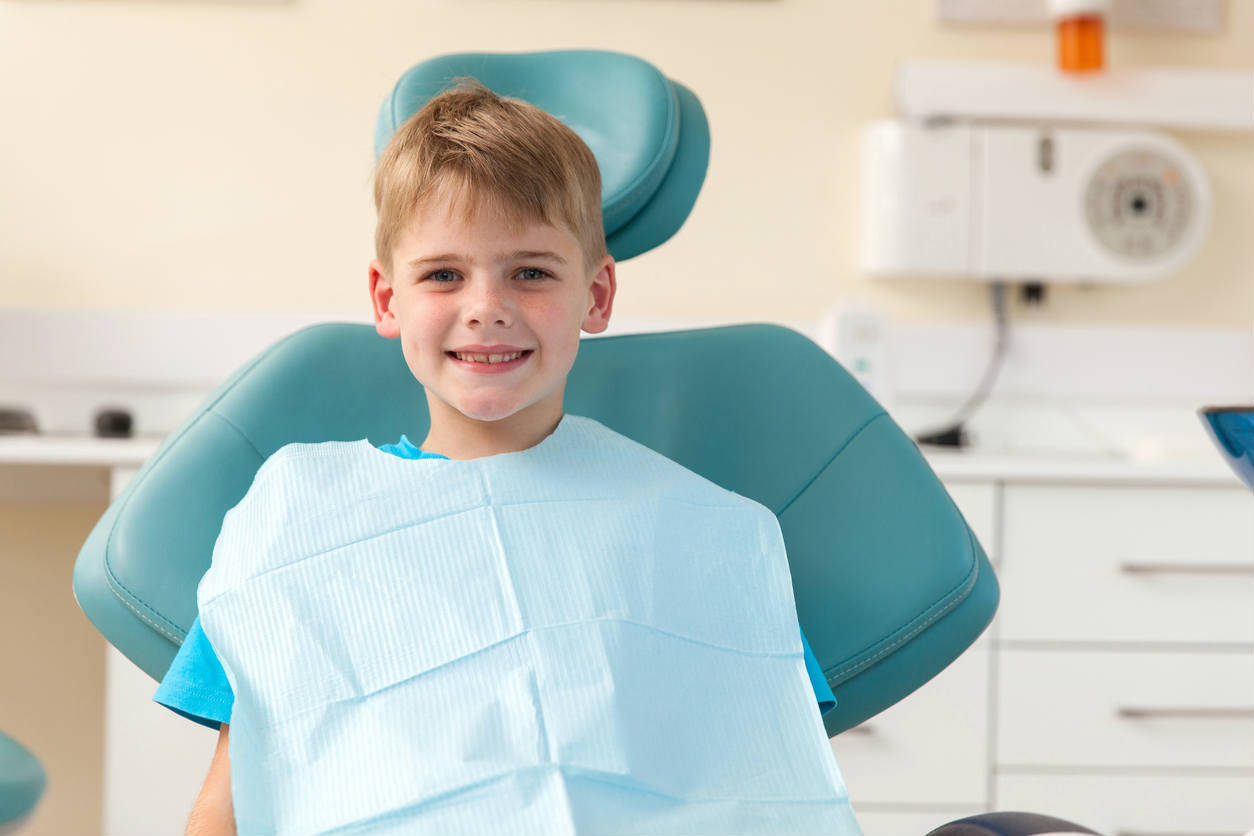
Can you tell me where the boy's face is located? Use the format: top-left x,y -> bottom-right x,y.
368,194 -> 615,455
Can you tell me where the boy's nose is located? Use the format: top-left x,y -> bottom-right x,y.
462,282 -> 512,325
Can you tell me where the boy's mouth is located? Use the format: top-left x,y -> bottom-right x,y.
445,350 -> 534,372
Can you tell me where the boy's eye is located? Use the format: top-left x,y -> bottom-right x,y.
423,267 -> 551,283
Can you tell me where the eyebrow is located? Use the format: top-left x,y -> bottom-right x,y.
407,250 -> 567,268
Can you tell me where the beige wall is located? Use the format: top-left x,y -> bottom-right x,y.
0,5 -> 1250,834
1,0 -> 1250,328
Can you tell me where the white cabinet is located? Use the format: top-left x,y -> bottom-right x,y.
991,480 -> 1254,835
997,647 -> 1254,770
834,638 -> 991,807
998,484 -> 1254,644
836,468 -> 1254,836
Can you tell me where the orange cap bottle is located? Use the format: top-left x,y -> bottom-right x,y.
1057,15 -> 1104,72
1048,0 -> 1110,73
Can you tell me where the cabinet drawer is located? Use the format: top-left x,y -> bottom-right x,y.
999,484 -> 1254,643
998,647 -> 1254,769
996,773 -> 1254,836
832,641 -> 989,806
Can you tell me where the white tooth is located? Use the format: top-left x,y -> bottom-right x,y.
456,351 -> 524,364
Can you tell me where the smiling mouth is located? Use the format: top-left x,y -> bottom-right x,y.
445,350 -> 534,365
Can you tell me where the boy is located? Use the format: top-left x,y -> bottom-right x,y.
155,77 -> 856,835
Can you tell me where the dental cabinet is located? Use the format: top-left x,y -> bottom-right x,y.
840,459 -> 1254,836
3,439 -> 1250,836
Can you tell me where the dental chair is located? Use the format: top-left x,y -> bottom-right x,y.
71,50 -> 1099,836
0,730 -> 45,835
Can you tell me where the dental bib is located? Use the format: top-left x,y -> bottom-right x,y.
197,413 -> 860,836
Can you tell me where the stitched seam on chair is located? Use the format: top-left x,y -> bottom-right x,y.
102,404 -> 268,642
776,410 -> 887,520
104,413 -> 265,640
208,408 -> 268,463
777,411 -> 979,685
603,67 -> 679,216
99,329 -> 296,638
825,528 -> 978,683
109,590 -> 183,644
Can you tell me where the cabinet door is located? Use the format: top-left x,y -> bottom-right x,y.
998,484 -> 1254,644
832,639 -> 990,806
998,647 -> 1254,769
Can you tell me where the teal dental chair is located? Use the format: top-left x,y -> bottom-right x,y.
71,50 -> 1098,836
0,731 -> 45,835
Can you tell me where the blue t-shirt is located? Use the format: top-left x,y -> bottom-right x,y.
153,435 -> 837,730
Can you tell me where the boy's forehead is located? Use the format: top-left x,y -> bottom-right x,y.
400,197 -> 575,255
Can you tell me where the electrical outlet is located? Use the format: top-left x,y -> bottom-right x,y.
936,0 -> 1224,33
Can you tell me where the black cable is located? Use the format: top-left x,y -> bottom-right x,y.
913,281 -> 1010,449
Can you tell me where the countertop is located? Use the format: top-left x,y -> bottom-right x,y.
0,433 -> 1244,488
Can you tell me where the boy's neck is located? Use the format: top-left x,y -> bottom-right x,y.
419,408 -> 565,461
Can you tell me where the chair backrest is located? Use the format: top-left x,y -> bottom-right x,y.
71,50 -> 997,738
373,49 -> 710,261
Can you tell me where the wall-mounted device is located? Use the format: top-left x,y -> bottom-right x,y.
858,59 -> 1251,285
853,51 -> 1250,449
860,121 -> 1212,283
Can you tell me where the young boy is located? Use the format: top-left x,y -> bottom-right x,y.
154,77 -> 856,836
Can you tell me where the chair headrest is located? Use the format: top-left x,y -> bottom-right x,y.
372,50 -> 709,261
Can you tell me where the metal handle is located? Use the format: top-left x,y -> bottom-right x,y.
1120,562 -> 1254,575
1118,706 -> 1254,720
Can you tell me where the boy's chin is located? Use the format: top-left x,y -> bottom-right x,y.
441,395 -> 529,424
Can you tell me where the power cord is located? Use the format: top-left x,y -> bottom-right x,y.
913,281 -> 1013,449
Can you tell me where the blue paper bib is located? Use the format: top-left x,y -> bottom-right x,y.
198,413 -> 860,835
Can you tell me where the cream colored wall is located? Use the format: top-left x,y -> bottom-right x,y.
0,0 -> 1250,328
0,4 -> 1250,835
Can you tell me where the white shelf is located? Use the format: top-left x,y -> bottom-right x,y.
0,434 -> 160,467
896,59 -> 1254,133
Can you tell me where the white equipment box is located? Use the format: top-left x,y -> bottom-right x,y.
859,120 -> 1211,284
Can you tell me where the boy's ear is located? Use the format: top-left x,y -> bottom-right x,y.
368,259 -> 400,339
581,255 -> 616,335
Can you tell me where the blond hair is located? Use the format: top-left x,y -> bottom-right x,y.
373,77 -> 606,282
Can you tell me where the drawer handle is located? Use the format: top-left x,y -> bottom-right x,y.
1118,706 -> 1254,720
1119,561 -> 1254,576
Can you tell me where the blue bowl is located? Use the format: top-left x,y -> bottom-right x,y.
1198,406 -> 1254,492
